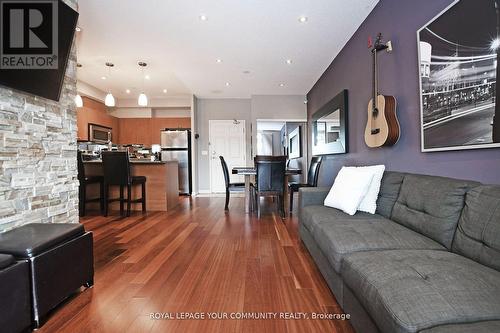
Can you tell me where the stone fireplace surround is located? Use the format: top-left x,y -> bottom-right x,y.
0,0 -> 79,232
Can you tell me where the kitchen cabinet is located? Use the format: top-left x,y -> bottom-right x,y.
77,97 -> 118,141
76,99 -> 191,146
149,118 -> 191,144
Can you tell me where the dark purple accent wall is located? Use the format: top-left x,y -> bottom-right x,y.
307,0 -> 500,186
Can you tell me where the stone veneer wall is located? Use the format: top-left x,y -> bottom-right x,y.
0,0 -> 79,232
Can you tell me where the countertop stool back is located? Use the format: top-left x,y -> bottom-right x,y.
101,151 -> 147,217
77,151 -> 104,216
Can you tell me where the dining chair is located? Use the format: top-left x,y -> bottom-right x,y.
288,156 -> 323,212
252,155 -> 287,218
219,156 -> 246,211
101,151 -> 147,217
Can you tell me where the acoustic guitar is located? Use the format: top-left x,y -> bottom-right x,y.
364,33 -> 400,148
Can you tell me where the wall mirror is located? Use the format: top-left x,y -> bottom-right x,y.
312,89 -> 348,155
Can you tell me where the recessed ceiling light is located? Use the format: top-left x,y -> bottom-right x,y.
163,89 -> 168,93
285,59 -> 292,65
101,76 -> 106,80
216,58 -> 222,63
126,89 -> 131,94
145,75 -> 150,80
298,16 -> 308,23
279,83 -> 285,87
225,82 -> 231,87
199,14 -> 208,21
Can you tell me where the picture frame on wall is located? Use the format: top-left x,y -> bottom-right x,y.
288,126 -> 302,159
417,0 -> 500,152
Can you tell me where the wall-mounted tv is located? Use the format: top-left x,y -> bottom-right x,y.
0,0 -> 79,101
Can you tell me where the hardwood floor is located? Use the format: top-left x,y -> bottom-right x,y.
38,197 -> 353,333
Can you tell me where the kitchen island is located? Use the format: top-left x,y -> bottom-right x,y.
84,160 -> 179,212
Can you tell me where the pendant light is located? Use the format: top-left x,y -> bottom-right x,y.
75,94 -> 83,107
104,62 -> 116,107
138,62 -> 148,106
75,63 -> 83,107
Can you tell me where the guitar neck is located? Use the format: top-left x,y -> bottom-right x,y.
372,49 -> 378,109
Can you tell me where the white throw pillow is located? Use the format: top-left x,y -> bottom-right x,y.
355,165 -> 386,214
324,167 -> 374,216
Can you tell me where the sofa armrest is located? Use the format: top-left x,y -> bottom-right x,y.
298,187 -> 330,209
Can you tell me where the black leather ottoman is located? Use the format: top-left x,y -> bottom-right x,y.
0,224 -> 94,328
0,254 -> 31,333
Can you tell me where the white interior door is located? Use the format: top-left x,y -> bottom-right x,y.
209,120 -> 246,193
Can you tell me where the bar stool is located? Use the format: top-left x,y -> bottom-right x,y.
101,151 -> 147,217
77,151 -> 104,216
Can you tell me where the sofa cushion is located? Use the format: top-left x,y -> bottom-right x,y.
420,321 -> 500,333
342,250 -> 500,333
0,254 -> 14,270
301,205 -> 444,273
375,171 -> 406,219
0,223 -> 85,258
452,185 -> 500,272
391,174 -> 479,249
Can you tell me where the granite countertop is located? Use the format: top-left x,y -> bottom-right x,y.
83,160 -> 173,164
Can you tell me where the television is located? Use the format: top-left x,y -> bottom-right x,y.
0,0 -> 79,101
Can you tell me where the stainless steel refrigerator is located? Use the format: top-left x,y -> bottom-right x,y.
161,129 -> 192,195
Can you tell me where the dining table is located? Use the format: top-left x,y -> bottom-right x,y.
232,166 -> 302,215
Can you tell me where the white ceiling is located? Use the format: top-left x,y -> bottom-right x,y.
76,0 -> 378,99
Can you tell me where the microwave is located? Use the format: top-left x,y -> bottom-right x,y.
88,123 -> 112,144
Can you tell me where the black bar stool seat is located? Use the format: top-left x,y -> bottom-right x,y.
84,175 -> 104,183
132,175 -> 147,183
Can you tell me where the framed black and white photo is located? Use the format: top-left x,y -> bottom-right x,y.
417,0 -> 500,152
288,126 -> 302,159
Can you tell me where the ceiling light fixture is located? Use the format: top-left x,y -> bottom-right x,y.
163,89 -> 168,93
145,75 -> 150,80
216,59 -> 222,63
104,62 -> 116,107
126,89 -> 131,94
75,63 -> 83,107
75,26 -> 82,32
75,94 -> 83,107
225,82 -> 231,87
279,83 -> 285,87
491,38 -> 500,51
138,62 -> 148,107
101,76 -> 106,80
298,16 -> 308,23
286,59 -> 292,65
199,14 -> 208,21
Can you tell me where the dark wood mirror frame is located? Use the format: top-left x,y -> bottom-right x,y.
311,89 -> 349,155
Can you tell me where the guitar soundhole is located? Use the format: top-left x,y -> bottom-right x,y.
371,129 -> 380,135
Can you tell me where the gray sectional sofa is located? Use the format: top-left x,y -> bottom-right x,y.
298,171 -> 500,333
